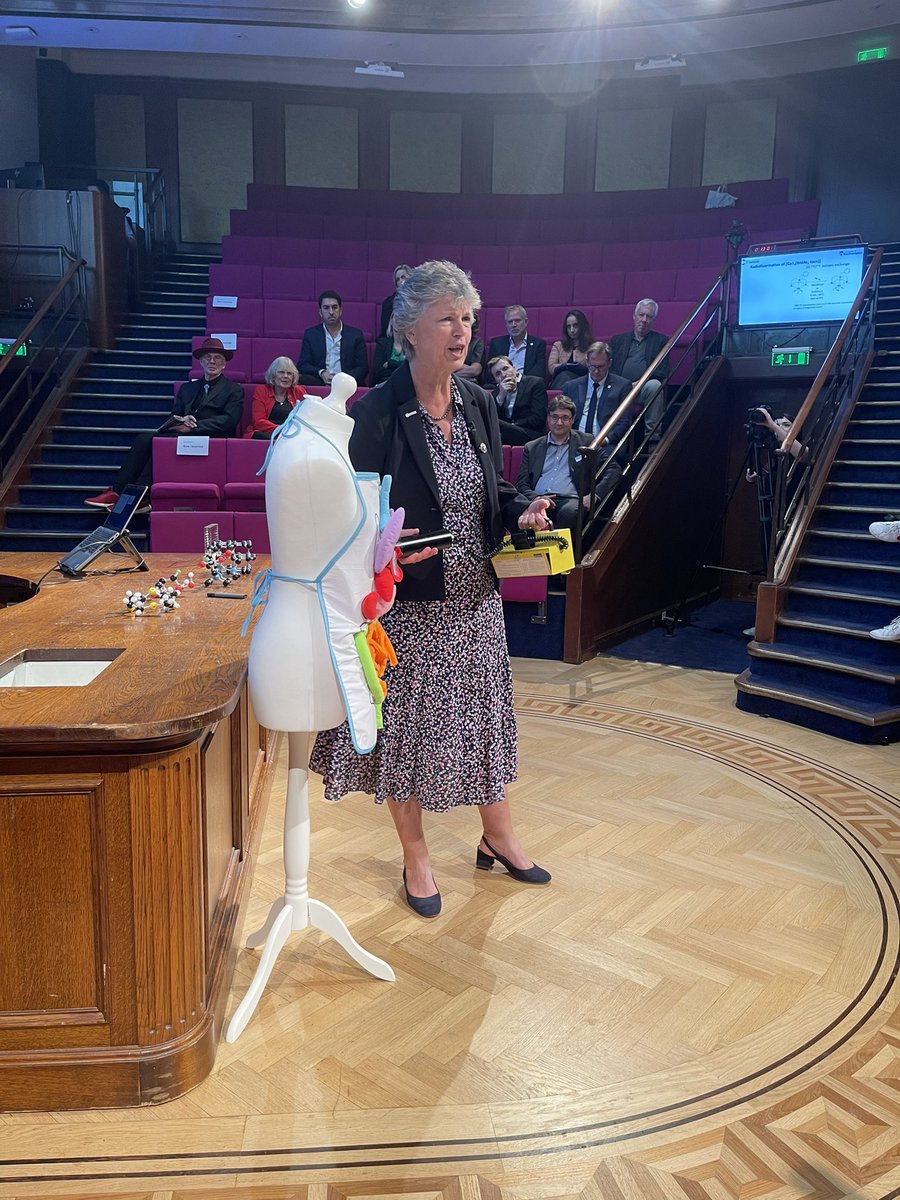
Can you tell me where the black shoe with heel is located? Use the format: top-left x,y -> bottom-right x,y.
402,867 -> 441,917
475,837 -> 551,884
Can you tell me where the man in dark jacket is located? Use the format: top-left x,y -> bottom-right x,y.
297,290 -> 368,386
485,305 -> 547,382
84,336 -> 244,511
609,298 -> 670,444
487,355 -> 549,445
562,341 -> 632,445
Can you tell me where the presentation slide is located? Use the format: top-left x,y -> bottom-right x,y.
738,245 -> 865,327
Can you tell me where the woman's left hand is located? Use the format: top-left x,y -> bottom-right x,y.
518,497 -> 552,531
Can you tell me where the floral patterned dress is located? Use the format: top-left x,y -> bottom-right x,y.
309,391 -> 517,810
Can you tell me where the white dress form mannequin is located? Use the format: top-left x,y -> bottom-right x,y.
226,374 -> 394,1044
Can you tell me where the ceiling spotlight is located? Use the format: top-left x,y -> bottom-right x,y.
4,25 -> 38,40
634,54 -> 686,71
354,60 -> 404,78
347,0 -> 367,8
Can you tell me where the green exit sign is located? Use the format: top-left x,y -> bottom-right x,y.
0,341 -> 27,358
858,47 -> 888,62
772,348 -> 812,367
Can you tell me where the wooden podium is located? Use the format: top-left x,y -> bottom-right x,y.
0,553 -> 275,1110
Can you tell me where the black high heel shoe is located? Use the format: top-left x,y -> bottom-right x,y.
475,837 -> 551,884
402,867 -> 442,917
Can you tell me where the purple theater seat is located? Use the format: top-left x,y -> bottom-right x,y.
233,511 -> 270,554
274,237 -> 320,267
696,236 -> 726,267
415,242 -> 463,266
588,305 -> 634,340
674,266 -> 720,302
190,336 -> 251,381
230,210 -> 277,236
479,307 -> 509,341
365,224 -> 413,250
647,239 -> 699,269
150,437 -> 228,512
624,269 -> 677,303
340,302 -> 377,340
252,338 -> 300,381
205,298 -> 264,338
262,266 -> 317,300
534,307 -> 573,342
554,244 -> 603,273
655,302 -> 694,339
571,271 -> 625,306
472,273 -> 522,306
501,444 -> 512,481
501,575 -> 549,604
313,268 -> 368,302
223,439 -> 268,512
320,240 -> 370,270
520,273 -> 572,307
221,235 -> 272,266
508,245 -> 554,273
246,183 -> 288,211
329,215 -> 361,240
264,299 -> 321,339
238,384 -> 255,435
367,241 -> 417,271
150,510 -> 234,553
461,245 -> 509,274
209,264 -> 263,299
601,243 -> 651,271
366,270 -> 391,303
275,212 -> 323,238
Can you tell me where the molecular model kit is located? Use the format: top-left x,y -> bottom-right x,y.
122,540 -> 257,617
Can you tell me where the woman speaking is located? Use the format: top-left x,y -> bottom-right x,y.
311,261 -> 551,917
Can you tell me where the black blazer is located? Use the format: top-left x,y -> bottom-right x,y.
517,432 -> 591,501
297,323 -> 369,385
349,362 -> 529,602
562,372 -> 632,445
494,375 -> 549,446
371,336 -> 406,386
169,375 -> 244,436
609,329 -> 670,384
485,335 -> 547,381
379,293 -> 396,338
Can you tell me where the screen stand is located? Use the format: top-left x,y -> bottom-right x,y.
114,532 -> 149,573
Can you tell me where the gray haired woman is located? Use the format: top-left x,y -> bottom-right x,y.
244,356 -> 305,439
311,260 -> 551,916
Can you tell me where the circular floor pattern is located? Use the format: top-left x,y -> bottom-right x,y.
3,687 -> 900,1199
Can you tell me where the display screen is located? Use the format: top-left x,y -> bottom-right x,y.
737,245 -> 866,327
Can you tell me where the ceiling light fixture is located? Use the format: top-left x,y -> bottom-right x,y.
4,25 -> 38,40
347,0 -> 367,9
634,54 -> 686,71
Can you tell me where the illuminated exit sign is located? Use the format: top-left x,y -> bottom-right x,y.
858,47 -> 888,62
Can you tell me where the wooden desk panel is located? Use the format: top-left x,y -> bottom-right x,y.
0,554 -> 275,1110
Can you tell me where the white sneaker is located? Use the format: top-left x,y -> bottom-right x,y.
869,520 -> 900,542
870,615 -> 900,641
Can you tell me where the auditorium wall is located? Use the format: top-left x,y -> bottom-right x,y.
0,48 -> 39,169
29,57 -> 899,246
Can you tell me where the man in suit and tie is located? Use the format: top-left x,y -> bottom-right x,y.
485,304 -> 546,382
562,341 -> 632,447
83,336 -> 244,512
297,290 -> 369,386
487,355 -> 549,445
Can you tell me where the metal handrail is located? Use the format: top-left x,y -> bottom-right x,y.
766,247 -> 882,582
571,265 -> 732,560
0,253 -> 88,477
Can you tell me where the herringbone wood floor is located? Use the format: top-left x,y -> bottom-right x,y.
4,654 -> 900,1200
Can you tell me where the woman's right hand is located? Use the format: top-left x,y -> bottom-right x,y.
396,527 -> 440,566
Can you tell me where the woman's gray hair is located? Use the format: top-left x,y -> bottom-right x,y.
392,260 -> 481,358
264,356 -> 299,388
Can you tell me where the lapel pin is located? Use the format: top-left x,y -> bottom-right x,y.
404,409 -> 417,418
479,442 -> 488,453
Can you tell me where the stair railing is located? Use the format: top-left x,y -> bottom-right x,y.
573,265 -> 731,561
0,250 -> 88,482
754,247 -> 882,639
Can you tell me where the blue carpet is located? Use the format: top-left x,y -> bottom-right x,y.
603,599 -> 757,673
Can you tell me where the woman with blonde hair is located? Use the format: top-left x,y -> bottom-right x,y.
243,357 -> 305,439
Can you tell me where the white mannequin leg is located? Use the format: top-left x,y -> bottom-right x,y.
226,731 -> 394,1043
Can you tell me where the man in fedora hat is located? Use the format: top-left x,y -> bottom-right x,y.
84,337 -> 245,511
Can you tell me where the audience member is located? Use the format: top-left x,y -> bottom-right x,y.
487,355 -> 549,446
372,316 -> 407,385
548,309 -> 593,388
84,337 -> 244,511
456,312 -> 485,380
609,299 -> 670,444
244,357 -> 305,439
516,395 -> 610,529
297,290 -> 368,386
562,341 -> 632,445
486,305 -> 546,381
379,264 -> 412,337
868,520 -> 900,641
